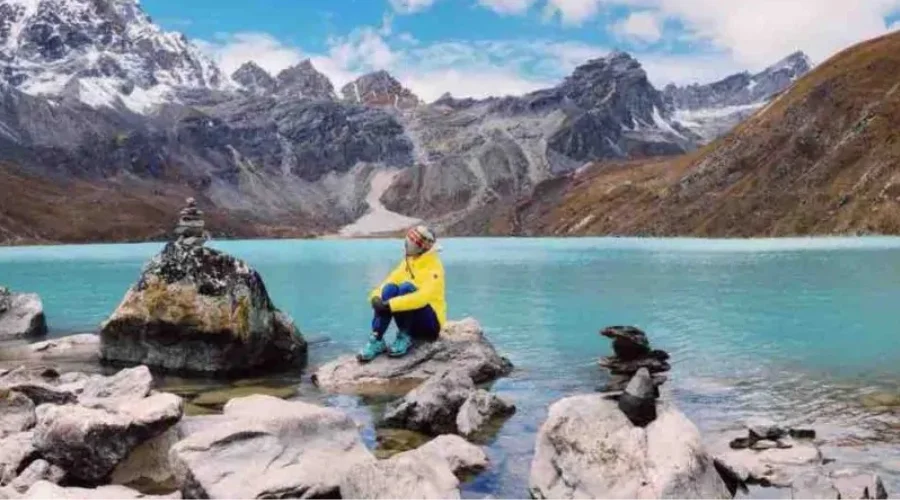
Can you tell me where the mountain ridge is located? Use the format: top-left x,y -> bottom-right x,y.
0,0 -> 816,244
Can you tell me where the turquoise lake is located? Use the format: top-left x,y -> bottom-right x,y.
1,237 -> 899,497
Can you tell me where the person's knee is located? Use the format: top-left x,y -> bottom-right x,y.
397,282 -> 417,296
381,283 -> 400,300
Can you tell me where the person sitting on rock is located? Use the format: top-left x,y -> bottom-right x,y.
358,225 -> 446,362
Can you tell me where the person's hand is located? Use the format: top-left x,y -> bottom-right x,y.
371,296 -> 391,315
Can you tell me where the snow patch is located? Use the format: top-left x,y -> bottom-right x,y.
651,106 -> 686,140
339,169 -> 421,237
673,102 -> 765,121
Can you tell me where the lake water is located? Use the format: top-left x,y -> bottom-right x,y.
2,237 -> 900,497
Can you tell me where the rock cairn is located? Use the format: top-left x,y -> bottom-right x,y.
597,326 -> 671,427
173,197 -> 208,247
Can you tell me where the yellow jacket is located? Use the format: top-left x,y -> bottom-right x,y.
369,249 -> 446,328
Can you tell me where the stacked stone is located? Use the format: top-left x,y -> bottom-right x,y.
597,326 -> 671,427
173,197 -> 207,247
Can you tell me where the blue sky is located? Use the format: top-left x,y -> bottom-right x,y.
142,0 -> 900,101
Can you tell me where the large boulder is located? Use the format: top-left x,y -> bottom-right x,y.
99,242 -> 307,375
20,480 -> 178,499
169,395 -> 374,499
33,392 -> 183,484
383,370 -> 475,435
529,394 -> 730,499
0,287 -> 46,340
312,318 -> 513,395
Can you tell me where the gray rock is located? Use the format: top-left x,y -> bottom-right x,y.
78,366 -> 153,408
456,390 -> 516,439
830,469 -> 889,499
529,394 -> 730,499
110,427 -> 180,490
747,417 -> 786,441
0,289 -> 46,340
169,395 -> 374,499
600,325 -> 650,360
617,367 -> 657,427
383,370 -> 475,435
313,318 -> 512,395
341,70 -> 420,109
0,368 -> 75,406
711,434 -> 824,488
11,334 -> 100,363
396,435 -> 489,477
340,434 -> 485,499
0,391 -> 35,436
791,471 -> 841,498
33,392 -> 183,484
340,453 -> 460,499
8,460 -> 65,494
21,480 -> 179,499
0,432 -> 37,486
275,60 -> 337,100
99,242 -> 307,375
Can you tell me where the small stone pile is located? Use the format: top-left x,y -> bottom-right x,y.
729,418 -> 816,451
597,326 -> 671,427
173,197 -> 208,247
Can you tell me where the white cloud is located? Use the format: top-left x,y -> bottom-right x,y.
542,0 -> 603,25
621,0 -> 900,69
476,0 -> 538,15
613,11 -> 662,43
389,0 -> 438,14
196,33 -> 303,76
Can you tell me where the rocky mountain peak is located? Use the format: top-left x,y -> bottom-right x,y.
231,61 -> 275,95
274,59 -> 336,100
340,70 -> 420,109
0,0 -> 228,113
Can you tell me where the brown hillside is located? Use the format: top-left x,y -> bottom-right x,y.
504,30 -> 900,237
0,163 -> 319,245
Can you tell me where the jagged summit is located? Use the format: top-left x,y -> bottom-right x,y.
231,61 -> 276,96
274,59 -> 336,100
0,0 -> 228,112
341,70 -> 420,109
664,50 -> 813,142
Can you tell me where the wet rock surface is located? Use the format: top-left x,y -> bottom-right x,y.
312,318 -> 512,395
99,239 -> 307,375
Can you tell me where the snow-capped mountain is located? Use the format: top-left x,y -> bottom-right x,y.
664,51 -> 812,142
0,0 -> 814,242
0,0 -> 228,113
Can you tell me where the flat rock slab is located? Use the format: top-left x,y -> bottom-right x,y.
529,394 -> 731,499
21,480 -> 180,499
312,318 -> 513,395
3,334 -> 100,363
169,395 -> 374,499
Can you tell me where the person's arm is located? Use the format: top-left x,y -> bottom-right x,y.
388,262 -> 443,312
369,261 -> 405,301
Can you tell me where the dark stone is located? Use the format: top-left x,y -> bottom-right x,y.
599,353 -> 671,375
714,457 -> 747,497
600,326 -> 650,360
617,368 -> 657,427
789,428 -> 816,439
729,437 -> 752,449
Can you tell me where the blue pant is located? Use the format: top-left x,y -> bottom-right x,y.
372,282 -> 441,342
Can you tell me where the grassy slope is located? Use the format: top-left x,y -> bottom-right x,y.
505,30 -> 900,237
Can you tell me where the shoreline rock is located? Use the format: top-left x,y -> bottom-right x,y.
529,394 -> 731,499
0,287 -> 47,341
99,241 -> 307,376
312,318 -> 513,395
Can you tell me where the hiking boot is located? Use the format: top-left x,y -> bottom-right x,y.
357,334 -> 387,363
388,331 -> 412,357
